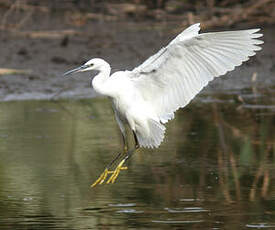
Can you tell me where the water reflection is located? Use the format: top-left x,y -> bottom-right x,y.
0,89 -> 274,229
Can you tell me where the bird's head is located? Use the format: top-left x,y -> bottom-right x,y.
63,58 -> 110,76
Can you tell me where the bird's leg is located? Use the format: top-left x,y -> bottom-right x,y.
133,131 -> 140,149
122,132 -> 129,155
91,134 -> 128,187
106,131 -> 139,184
91,151 -> 127,187
90,168 -> 113,187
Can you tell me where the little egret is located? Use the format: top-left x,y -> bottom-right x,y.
64,23 -> 263,187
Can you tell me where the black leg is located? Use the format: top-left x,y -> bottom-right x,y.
124,131 -> 140,162
105,131 -> 140,184
107,152 -> 122,168
91,131 -> 139,186
124,148 -> 136,162
110,130 -> 139,165
91,133 -> 128,187
106,133 -> 128,169
133,131 -> 140,149
122,133 -> 128,154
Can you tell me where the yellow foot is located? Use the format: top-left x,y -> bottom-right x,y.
106,159 -> 128,184
91,168 -> 114,187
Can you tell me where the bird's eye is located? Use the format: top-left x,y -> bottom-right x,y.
90,63 -> 94,67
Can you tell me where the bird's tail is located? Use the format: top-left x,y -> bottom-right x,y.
136,119 -> 166,148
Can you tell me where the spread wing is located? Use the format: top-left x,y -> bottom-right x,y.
129,23 -> 263,123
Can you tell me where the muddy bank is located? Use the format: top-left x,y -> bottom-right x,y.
0,19 -> 274,101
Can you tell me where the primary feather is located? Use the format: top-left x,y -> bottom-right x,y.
130,24 -> 263,126
67,23 -> 263,149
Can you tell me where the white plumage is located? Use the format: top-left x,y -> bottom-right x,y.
64,23 -> 263,149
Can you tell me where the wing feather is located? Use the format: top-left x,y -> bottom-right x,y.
129,23 -> 263,123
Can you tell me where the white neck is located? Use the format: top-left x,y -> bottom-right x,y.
91,63 -> 111,96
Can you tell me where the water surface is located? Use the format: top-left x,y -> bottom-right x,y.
0,89 -> 274,229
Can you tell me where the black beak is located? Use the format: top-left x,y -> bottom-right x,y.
63,65 -> 87,76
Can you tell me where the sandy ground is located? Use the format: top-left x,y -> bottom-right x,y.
0,15 -> 274,101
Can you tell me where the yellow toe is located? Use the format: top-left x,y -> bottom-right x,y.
106,159 -> 127,184
91,159 -> 128,187
91,168 -> 109,187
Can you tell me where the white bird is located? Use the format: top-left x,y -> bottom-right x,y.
64,23 -> 263,186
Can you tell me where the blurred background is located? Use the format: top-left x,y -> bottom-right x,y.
0,0 -> 275,229
0,0 -> 274,99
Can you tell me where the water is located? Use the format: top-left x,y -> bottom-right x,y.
0,89 -> 274,229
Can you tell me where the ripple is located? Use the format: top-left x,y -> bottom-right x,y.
246,223 -> 275,228
83,207 -> 102,211
108,203 -> 136,207
242,104 -> 275,110
152,220 -> 204,224
180,198 -> 204,202
116,209 -> 144,214
23,197 -> 33,201
165,207 -> 209,213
